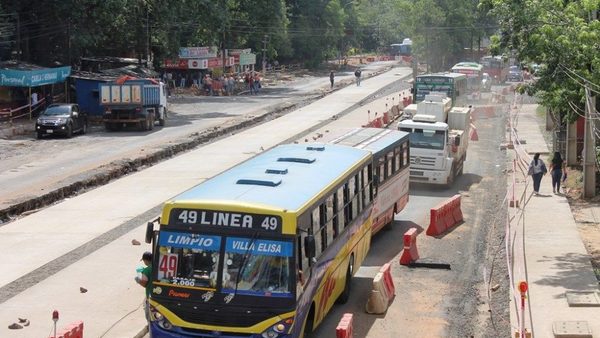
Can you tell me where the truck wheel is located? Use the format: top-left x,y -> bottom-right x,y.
149,115 -> 154,130
446,164 -> 455,188
159,108 -> 166,126
138,120 -> 147,131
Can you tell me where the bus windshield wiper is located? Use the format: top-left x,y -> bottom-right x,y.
232,231 -> 260,298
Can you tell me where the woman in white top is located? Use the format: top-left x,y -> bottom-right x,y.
528,153 -> 547,195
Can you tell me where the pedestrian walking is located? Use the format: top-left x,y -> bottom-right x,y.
354,68 -> 362,86
550,151 -> 565,194
527,153 -> 547,195
329,70 -> 335,88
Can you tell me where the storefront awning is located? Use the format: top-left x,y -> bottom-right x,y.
0,66 -> 71,87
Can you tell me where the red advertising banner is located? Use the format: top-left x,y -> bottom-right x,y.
207,58 -> 223,68
163,59 -> 188,69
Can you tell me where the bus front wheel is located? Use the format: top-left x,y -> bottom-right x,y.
301,304 -> 315,338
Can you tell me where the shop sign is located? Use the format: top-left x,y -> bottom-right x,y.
163,59 -> 189,69
225,57 -> 236,66
0,66 -> 71,87
239,53 -> 256,66
188,59 -> 208,69
179,46 -> 218,59
207,58 -> 223,68
228,48 -> 252,56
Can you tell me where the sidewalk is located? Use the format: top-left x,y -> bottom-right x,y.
508,102 -> 600,337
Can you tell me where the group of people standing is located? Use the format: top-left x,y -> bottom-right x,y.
244,71 -> 262,95
528,151 -> 566,195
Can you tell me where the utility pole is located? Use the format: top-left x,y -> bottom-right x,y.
583,87 -> 597,198
262,34 -> 268,73
146,7 -> 150,68
222,29 -> 226,75
425,27 -> 430,73
16,14 -> 20,61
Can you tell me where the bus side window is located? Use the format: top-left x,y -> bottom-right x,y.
378,157 -> 386,183
326,195 -> 337,239
311,207 -> 323,256
367,164 -> 374,202
319,204 -> 327,250
386,151 -> 393,178
394,147 -> 401,172
337,187 -> 345,229
343,183 -> 350,227
355,173 -> 362,212
362,167 -> 370,206
349,175 -> 358,220
403,143 -> 409,168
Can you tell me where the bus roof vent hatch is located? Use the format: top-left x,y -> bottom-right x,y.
265,167 -> 289,175
306,145 -> 325,151
237,177 -> 282,187
277,157 -> 316,164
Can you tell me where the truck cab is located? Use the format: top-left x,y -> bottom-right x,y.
397,95 -> 471,186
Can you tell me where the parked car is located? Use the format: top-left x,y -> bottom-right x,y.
35,103 -> 88,139
481,72 -> 492,92
507,66 -> 524,82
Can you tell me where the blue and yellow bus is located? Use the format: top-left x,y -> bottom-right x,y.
145,143 -> 375,337
413,72 -> 467,106
330,128 -> 410,234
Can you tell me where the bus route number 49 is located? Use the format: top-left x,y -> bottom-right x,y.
261,217 -> 278,231
159,253 -> 178,279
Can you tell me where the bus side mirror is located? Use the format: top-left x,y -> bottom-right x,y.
410,87 -> 414,94
304,235 -> 316,259
455,135 -> 461,146
145,222 -> 154,244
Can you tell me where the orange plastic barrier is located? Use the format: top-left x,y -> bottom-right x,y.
399,228 -> 420,265
336,313 -> 354,338
379,263 -> 395,297
470,123 -> 479,141
382,112 -> 390,125
371,117 -> 383,128
49,321 -> 84,338
426,194 -> 464,236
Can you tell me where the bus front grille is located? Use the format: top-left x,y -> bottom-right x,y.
158,299 -> 278,327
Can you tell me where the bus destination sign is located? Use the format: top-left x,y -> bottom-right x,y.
170,209 -> 282,232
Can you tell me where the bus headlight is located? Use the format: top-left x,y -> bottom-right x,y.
149,305 -> 174,331
261,320 -> 291,338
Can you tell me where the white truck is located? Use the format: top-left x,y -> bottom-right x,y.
397,93 -> 471,186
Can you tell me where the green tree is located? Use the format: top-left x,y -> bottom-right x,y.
481,0 -> 600,123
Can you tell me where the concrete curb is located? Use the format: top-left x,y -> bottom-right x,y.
132,325 -> 148,338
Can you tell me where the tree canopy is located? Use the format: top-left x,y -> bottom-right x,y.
0,0 -> 487,70
481,0 -> 600,123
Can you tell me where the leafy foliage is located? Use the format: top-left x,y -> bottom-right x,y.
482,0 -> 600,123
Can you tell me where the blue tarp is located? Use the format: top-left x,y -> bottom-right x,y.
0,66 -> 71,87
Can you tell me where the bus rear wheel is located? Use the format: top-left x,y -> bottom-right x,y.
337,256 -> 354,304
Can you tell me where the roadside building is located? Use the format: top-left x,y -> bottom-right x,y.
0,60 -> 71,121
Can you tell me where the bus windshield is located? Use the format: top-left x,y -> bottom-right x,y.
155,231 -> 294,298
223,237 -> 293,298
